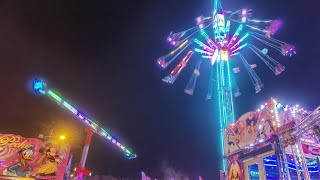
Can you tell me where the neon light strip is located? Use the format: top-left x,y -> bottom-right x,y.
217,58 -> 226,171
194,39 -> 215,52
227,24 -> 243,48
230,52 -> 240,57
230,33 -> 249,50
48,90 -> 62,102
170,40 -> 189,55
224,20 -> 230,43
63,101 -> 78,115
227,60 -> 235,123
200,29 -> 218,48
195,48 -> 213,55
231,43 -> 247,53
46,89 -> 136,158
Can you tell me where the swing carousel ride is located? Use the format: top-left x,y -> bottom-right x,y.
156,0 -> 296,174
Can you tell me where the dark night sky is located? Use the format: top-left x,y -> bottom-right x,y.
0,0 -> 319,179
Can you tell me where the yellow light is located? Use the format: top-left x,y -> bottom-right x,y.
60,135 -> 66,140
221,50 -> 229,61
170,40 -> 189,55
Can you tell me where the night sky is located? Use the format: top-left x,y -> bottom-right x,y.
0,0 -> 319,179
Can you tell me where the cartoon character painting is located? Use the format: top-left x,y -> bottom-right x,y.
228,160 -> 241,180
257,119 -> 275,139
237,112 -> 259,148
35,143 -> 65,176
5,145 -> 34,177
0,134 -> 70,179
224,112 -> 259,154
225,110 -> 278,154
225,126 -> 241,155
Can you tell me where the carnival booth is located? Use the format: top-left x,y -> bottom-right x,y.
224,98 -> 320,180
0,133 -> 72,179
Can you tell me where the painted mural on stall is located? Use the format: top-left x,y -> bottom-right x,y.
227,156 -> 243,180
0,134 -> 70,179
224,99 -> 306,155
224,111 -> 261,155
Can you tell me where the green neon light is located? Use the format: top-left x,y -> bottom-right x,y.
48,90 -> 62,102
215,51 -> 235,171
225,20 -> 230,33
227,60 -> 235,123
38,80 -> 137,158
240,33 -> 249,41
214,0 -> 218,14
194,39 -> 206,48
235,24 -> 243,36
200,29 -> 208,37
62,101 -> 78,115
216,53 -> 226,171
194,48 -> 203,53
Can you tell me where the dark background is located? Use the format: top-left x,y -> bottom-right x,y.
0,0 -> 319,179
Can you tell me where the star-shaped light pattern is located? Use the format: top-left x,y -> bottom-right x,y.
157,7 -> 296,97
156,0 -> 296,171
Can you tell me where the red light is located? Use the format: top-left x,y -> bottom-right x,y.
75,167 -> 91,176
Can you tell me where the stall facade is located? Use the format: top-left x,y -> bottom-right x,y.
224,98 -> 320,180
0,133 -> 72,179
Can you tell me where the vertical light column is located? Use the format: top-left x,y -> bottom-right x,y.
217,51 -> 234,171
216,52 -> 225,171
212,0 -> 235,173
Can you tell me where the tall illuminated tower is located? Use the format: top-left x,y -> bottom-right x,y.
213,0 -> 235,171
157,0 -> 295,173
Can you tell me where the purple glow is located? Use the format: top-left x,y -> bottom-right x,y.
274,64 -> 285,75
196,17 -> 202,23
281,44 -> 296,56
157,58 -> 166,68
242,9 -> 247,16
196,16 -> 205,29
78,114 -> 84,120
268,20 -> 283,34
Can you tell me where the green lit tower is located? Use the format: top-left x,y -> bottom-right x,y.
157,0 -> 295,172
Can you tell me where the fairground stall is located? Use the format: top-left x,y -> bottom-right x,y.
0,133 -> 72,179
224,98 -> 320,180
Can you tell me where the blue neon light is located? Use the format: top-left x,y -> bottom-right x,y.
33,79 -> 46,94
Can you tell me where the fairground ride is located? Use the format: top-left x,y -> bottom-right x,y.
32,78 -> 137,180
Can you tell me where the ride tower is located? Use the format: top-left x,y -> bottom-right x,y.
212,0 -> 236,171
157,0 -> 296,175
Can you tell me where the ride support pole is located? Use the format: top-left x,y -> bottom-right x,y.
77,128 -> 94,180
